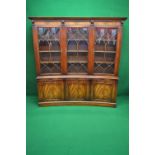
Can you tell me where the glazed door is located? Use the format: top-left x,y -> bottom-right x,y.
94,27 -> 118,75
66,27 -> 89,74
38,27 -> 61,75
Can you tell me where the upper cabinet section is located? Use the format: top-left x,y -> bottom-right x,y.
29,17 -> 126,76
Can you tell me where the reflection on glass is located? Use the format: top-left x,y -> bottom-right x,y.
94,28 -> 117,74
67,27 -> 88,74
38,27 -> 61,74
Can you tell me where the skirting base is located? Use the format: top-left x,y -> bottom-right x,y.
39,101 -> 116,107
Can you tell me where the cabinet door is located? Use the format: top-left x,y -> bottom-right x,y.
66,80 -> 89,100
94,27 -> 118,74
67,27 -> 89,74
38,27 -> 61,75
91,79 -> 116,102
38,80 -> 64,101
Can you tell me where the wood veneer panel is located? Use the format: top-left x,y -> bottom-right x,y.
94,22 -> 121,27
91,79 -> 116,102
38,80 -> 64,101
33,21 -> 61,27
65,80 -> 89,100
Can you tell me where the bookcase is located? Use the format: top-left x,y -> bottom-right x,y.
29,17 -> 127,107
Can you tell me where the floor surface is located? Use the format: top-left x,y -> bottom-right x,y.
26,96 -> 129,155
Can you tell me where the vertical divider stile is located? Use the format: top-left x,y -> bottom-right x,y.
114,24 -> 123,75
32,23 -> 41,75
88,20 -> 95,74
60,20 -> 67,74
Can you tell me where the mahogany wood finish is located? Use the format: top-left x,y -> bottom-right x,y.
36,75 -> 119,80
88,24 -> 95,74
29,17 -> 127,107
60,26 -> 67,74
114,26 -> 122,75
91,79 -> 116,102
66,80 -> 89,100
29,17 -> 127,21
32,26 -> 40,74
38,79 -> 64,101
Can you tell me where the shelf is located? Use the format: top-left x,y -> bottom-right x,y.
95,61 -> 114,64
40,73 -> 61,76
39,50 -> 60,53
95,39 -> 116,42
93,73 -> 114,76
68,39 -> 88,41
39,39 -> 59,42
68,60 -> 87,63
40,60 -> 113,64
95,50 -> 116,53
67,50 -> 88,52
39,50 -> 115,53
40,61 -> 60,64
68,73 -> 87,75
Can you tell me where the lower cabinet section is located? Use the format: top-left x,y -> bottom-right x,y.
37,78 -> 117,107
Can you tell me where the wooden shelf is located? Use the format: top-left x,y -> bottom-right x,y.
93,73 -> 114,76
40,60 -> 113,64
95,39 -> 116,42
40,73 -> 61,75
40,61 -> 60,64
95,50 -> 116,53
39,39 -> 59,42
39,50 -> 60,53
67,50 -> 88,52
68,39 -> 88,41
95,61 -> 114,64
68,60 -> 87,63
68,73 -> 87,75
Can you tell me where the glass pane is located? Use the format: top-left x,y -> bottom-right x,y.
94,28 -> 117,74
38,27 -> 61,74
67,27 -> 88,74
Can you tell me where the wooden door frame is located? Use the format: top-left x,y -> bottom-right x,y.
88,24 -> 95,74
60,24 -> 67,74
114,25 -> 123,75
32,25 -> 40,75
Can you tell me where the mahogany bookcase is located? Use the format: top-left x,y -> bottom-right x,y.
29,17 -> 127,107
